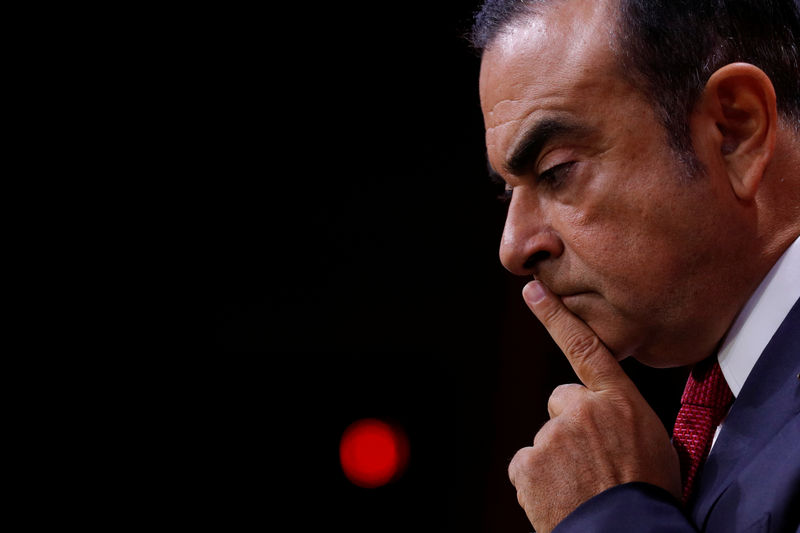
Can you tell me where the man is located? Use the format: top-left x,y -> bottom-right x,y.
471,0 -> 799,531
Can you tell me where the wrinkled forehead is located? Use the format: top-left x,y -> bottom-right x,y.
478,1 -> 617,128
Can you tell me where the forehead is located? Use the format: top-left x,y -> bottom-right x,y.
479,2 -> 620,168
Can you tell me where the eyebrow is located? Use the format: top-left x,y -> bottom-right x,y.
503,118 -> 594,177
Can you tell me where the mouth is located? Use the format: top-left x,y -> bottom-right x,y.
540,282 -> 587,300
559,292 -> 593,316
560,291 -> 585,298
560,291 -> 587,302
532,278 -> 592,304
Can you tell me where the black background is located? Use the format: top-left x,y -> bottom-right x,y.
118,3 -> 691,530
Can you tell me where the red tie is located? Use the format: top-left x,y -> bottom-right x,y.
672,358 -> 734,503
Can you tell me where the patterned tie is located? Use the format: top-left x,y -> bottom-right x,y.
672,358 -> 734,504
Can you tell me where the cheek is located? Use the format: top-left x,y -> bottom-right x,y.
553,148 -> 710,290
555,178 -> 630,265
557,183 -> 688,292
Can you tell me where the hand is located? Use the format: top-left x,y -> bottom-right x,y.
508,281 -> 681,533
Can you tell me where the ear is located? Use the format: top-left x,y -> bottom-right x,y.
691,63 -> 777,201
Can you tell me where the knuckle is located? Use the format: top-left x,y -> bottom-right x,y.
563,330 -> 603,361
508,446 -> 534,482
548,383 -> 583,413
550,383 -> 569,399
517,488 -> 526,508
551,382 -> 583,398
546,397 -> 558,418
570,397 -> 593,421
533,419 -> 557,447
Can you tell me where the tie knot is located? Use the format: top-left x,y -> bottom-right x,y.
681,358 -> 734,412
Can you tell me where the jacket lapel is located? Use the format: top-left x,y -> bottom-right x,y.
689,298 -> 800,528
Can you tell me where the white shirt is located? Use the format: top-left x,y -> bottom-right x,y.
711,235 -> 800,447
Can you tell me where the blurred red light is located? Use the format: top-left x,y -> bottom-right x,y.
339,418 -> 409,488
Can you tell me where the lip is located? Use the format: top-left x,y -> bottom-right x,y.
560,292 -> 587,300
532,278 -> 590,300
560,291 -> 595,308
560,292 -> 592,316
545,285 -> 588,298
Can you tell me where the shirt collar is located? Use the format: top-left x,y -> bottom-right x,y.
717,236 -> 800,397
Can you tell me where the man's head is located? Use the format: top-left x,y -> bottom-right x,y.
475,0 -> 800,367
473,0 -> 800,169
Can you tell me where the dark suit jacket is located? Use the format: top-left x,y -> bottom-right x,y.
555,298 -> 800,533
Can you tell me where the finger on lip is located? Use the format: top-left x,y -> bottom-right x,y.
531,278 -> 586,299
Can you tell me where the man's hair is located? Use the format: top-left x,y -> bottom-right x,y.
471,0 -> 800,172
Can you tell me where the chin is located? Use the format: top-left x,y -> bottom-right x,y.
627,343 -> 712,369
592,327 -> 678,367
585,310 -> 713,369
603,342 -> 640,363
578,315 -> 644,363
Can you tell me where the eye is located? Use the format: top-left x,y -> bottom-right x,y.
538,162 -> 575,188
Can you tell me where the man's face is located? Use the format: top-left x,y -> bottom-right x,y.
479,2 -> 753,367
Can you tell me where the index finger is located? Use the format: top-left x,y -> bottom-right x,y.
522,280 -> 632,392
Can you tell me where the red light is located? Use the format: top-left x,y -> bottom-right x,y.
339,418 -> 409,488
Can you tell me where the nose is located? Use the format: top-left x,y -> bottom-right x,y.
499,190 -> 564,276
